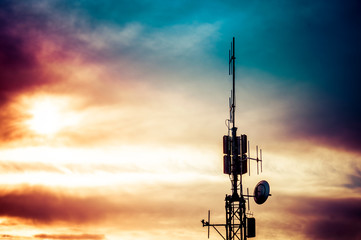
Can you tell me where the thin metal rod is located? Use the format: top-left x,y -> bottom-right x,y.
256,145 -> 259,175
248,140 -> 250,176
260,149 -> 263,173
208,210 -> 210,238
232,37 -> 235,129
231,37 -> 238,198
229,50 -> 231,75
212,226 -> 226,240
247,188 -> 250,210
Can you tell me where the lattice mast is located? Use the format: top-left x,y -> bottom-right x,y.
201,37 -> 270,240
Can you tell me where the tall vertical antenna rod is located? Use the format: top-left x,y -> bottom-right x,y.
232,37 -> 236,129
230,37 -> 238,199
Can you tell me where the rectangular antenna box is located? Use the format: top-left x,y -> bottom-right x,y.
241,134 -> 247,154
223,155 -> 231,174
246,217 -> 256,238
223,135 -> 231,155
235,156 -> 247,175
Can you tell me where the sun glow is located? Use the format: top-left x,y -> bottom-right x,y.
26,97 -> 80,135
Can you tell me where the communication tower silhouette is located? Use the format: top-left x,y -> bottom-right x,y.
201,37 -> 271,240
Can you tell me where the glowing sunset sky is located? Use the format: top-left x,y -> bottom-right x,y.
1,0 -> 360,239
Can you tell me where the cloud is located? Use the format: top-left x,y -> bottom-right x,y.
0,234 -> 32,240
0,1 -> 60,105
0,183 -> 215,230
0,234 -> 104,240
232,0 -> 361,152
0,186 -> 113,224
0,1 -> 71,144
0,1 -> 126,146
0,161 -> 61,173
2,0 -> 360,153
260,194 -> 361,240
344,168 -> 361,190
301,197 -> 361,240
34,234 -> 104,240
0,0 -> 223,149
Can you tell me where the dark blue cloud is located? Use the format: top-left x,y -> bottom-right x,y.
223,0 -> 361,151
52,0 -> 220,27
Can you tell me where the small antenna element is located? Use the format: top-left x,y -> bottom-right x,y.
201,37 -> 271,240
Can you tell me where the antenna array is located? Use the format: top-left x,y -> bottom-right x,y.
201,37 -> 271,240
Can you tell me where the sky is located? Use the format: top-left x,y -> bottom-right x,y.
0,0 -> 361,239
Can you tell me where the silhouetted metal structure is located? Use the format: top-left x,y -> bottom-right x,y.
201,37 -> 271,240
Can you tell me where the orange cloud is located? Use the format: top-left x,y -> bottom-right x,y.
0,183 -> 215,229
34,234 -> 104,240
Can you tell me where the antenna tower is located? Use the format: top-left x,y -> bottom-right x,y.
201,37 -> 271,240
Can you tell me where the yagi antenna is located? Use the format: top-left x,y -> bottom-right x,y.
245,144 -> 264,175
201,37 -> 271,240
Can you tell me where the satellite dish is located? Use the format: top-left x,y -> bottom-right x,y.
254,180 -> 270,205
